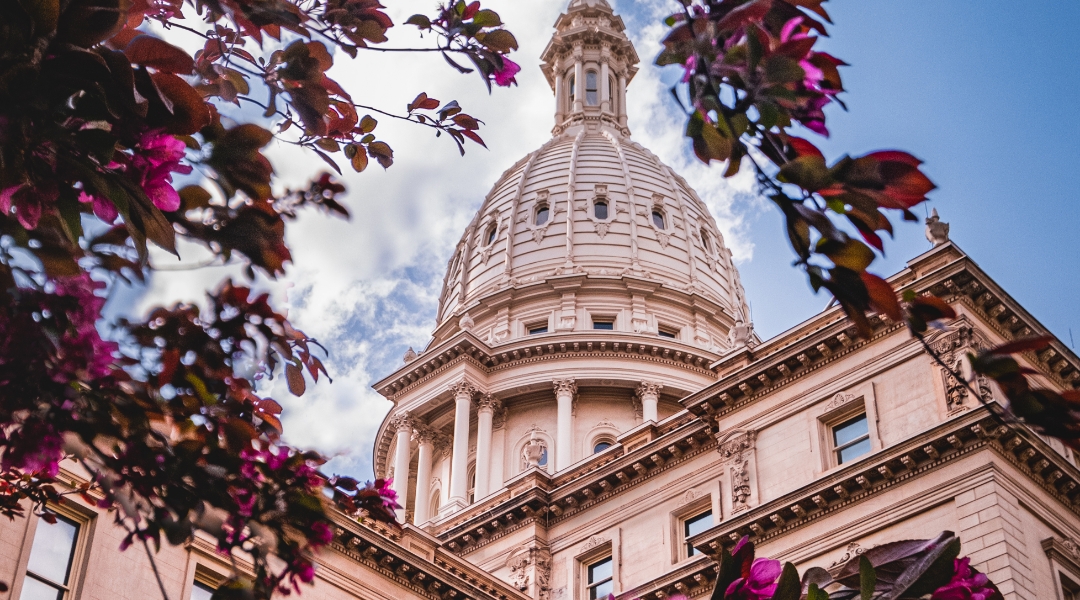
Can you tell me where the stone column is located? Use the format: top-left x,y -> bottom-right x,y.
617,73 -> 628,127
600,54 -> 611,113
389,412 -> 413,522
475,394 -> 502,500
636,381 -> 663,423
448,380 -> 477,509
573,54 -> 584,112
553,379 -> 577,471
553,57 -> 564,125
413,425 -> 435,523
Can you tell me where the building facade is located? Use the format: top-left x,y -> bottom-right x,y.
4,1 -> 1080,600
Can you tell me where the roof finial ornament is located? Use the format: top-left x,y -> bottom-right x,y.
403,347 -> 417,363
729,309 -> 754,349
925,208 -> 950,246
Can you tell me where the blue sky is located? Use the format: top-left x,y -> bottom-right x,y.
626,0 -> 1080,343
131,0 -> 1080,480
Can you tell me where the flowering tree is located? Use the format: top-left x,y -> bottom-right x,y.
0,0 -> 519,597
659,0 -> 1080,454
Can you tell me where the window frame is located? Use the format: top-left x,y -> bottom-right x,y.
671,495 -> 715,563
534,204 -> 551,226
583,554 -> 613,600
14,503 -> 94,600
658,326 -> 679,339
585,70 -> 599,106
809,383 -> 882,474
682,510 -> 713,558
1044,537 -> 1080,600
831,413 -> 872,466
483,222 -> 498,246
651,209 -> 666,230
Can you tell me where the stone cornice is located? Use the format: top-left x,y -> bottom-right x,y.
330,517 -> 529,600
686,408 -> 1080,557
430,419 -> 716,555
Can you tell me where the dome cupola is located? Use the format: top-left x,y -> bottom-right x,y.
432,0 -> 751,354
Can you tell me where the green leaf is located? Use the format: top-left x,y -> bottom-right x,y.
777,155 -> 830,191
478,29 -> 518,52
772,563 -> 802,600
765,55 -> 806,84
471,9 -> 501,27
807,583 -> 830,600
860,556 -> 876,600
359,115 -> 377,134
56,191 -> 84,244
823,238 -> 875,273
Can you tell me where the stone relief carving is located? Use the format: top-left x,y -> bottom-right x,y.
507,546 -> 552,600
931,321 -> 993,413
631,395 -> 642,420
477,393 -> 502,412
581,535 -> 608,552
402,347 -> 417,363
492,404 -> 509,430
656,231 -> 671,248
389,411 -> 413,433
828,542 -> 866,569
825,392 -> 857,411
448,379 -> 479,400
680,489 -> 699,506
731,460 -> 751,512
715,430 -> 756,462
458,313 -> 475,332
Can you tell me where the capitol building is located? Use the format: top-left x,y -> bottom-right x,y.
4,1 -> 1080,600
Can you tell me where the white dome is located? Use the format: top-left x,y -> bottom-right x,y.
430,0 -> 751,353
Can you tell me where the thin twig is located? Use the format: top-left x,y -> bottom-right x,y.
142,537 -> 172,600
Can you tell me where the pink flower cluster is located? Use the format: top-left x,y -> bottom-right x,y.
931,558 -> 996,600
725,537 -> 782,600
493,58 -> 520,87
49,273 -> 119,382
78,129 -> 192,223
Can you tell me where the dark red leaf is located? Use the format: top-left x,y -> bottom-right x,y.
987,336 -> 1054,356
125,35 -> 195,74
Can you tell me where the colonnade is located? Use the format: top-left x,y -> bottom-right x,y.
387,378 -> 664,523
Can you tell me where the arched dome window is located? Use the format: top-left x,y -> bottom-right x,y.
430,491 -> 441,519
652,210 -> 666,229
592,437 -> 615,453
700,230 -> 712,253
594,200 -> 608,220
608,76 -> 616,112
485,223 -> 497,245
585,71 -> 598,105
568,74 -> 575,103
535,204 -> 550,226
467,462 -> 476,503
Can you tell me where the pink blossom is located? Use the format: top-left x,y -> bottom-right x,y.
131,130 -> 192,212
310,521 -> 333,546
0,184 -> 48,230
0,420 -> 62,478
931,558 -> 996,600
49,273 -> 118,381
379,477 -> 402,511
725,558 -> 782,600
681,55 -> 697,83
493,57 -> 520,87
79,192 -> 119,223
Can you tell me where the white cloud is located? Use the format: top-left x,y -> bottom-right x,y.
129,0 -> 762,479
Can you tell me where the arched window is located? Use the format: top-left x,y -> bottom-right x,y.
585,71 -> 598,106
700,230 -> 711,253
652,210 -> 666,229
535,205 -> 550,226
467,463 -> 476,504
538,447 -> 548,467
430,491 -> 441,519
568,74 -> 576,103
608,77 -> 616,112
485,223 -> 497,245
594,200 -> 608,220
592,437 -> 615,453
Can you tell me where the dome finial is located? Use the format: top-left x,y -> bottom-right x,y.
925,208 -> 950,246
539,0 -> 639,136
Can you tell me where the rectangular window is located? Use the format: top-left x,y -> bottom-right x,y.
528,325 -> 548,335
21,514 -> 79,600
191,581 -> 216,600
592,320 -> 614,330
1063,573 -> 1080,600
658,328 -> 677,339
683,510 -> 712,557
586,556 -> 613,600
832,413 -> 871,465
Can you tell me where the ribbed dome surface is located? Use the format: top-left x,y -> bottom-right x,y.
435,129 -> 749,327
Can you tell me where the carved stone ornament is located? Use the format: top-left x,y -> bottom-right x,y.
412,423 -> 436,445
636,381 -> 663,399
828,542 -> 867,569
492,404 -> 509,430
680,489 -> 699,506
552,379 -> 578,397
930,321 -> 993,413
448,379 -> 479,400
656,231 -> 670,249
458,312 -> 475,332
731,460 -> 751,512
389,412 -> 413,433
507,546 -> 552,600
595,221 -> 611,238
631,395 -> 643,419
402,347 -> 417,363
825,392 -> 857,411
716,429 -> 756,463
477,393 -> 502,412
581,535 -> 608,552
523,431 -> 547,468
925,208 -> 950,246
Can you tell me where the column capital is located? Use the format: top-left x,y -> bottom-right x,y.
413,422 -> 438,445
477,393 -> 503,412
448,379 -> 480,399
636,381 -> 663,398
389,411 -> 414,433
553,378 -> 577,397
